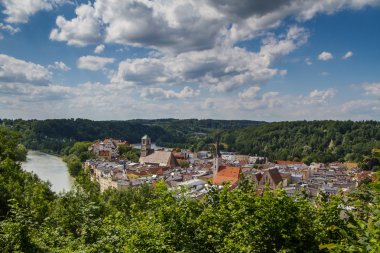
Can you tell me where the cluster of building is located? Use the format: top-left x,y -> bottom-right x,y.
85,135 -> 368,198
89,138 -> 128,160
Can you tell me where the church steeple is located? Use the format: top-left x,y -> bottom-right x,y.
213,135 -> 223,180
141,134 -> 152,157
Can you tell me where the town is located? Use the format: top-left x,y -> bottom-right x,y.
85,135 -> 373,197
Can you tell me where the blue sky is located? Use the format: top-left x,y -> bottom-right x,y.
0,0 -> 379,121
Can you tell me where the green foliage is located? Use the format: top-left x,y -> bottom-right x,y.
14,144 -> 27,162
117,144 -> 140,162
64,154 -> 82,176
1,124 -> 380,252
1,118 -> 262,154
178,160 -> 190,168
3,119 -> 379,163
224,120 -> 380,162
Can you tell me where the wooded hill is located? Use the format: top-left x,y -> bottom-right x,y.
222,120 -> 380,163
1,118 -> 379,163
0,125 -> 380,252
0,118 -> 263,153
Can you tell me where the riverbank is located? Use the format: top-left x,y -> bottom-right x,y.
22,150 -> 74,193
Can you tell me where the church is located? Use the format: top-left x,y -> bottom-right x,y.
139,135 -> 178,168
212,139 -> 241,187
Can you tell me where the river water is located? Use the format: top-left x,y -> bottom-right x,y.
21,150 -> 74,193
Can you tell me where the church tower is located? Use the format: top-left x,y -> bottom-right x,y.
141,134 -> 152,157
213,137 -> 223,180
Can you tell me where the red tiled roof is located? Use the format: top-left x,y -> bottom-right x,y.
213,166 -> 241,185
355,171 -> 375,181
275,160 -> 305,165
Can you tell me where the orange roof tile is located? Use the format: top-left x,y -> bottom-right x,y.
213,166 -> 241,185
275,160 -> 305,165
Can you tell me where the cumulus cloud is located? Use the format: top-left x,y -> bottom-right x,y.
342,50 -> 353,59
48,61 -> 70,72
141,86 -> 200,100
94,44 -> 105,54
318,51 -> 333,61
259,26 -> 308,62
239,86 -> 261,99
0,0 -> 69,24
49,0 -> 380,53
112,26 -> 307,92
95,0 -> 225,53
306,88 -> 336,104
363,82 -> 380,97
239,91 -> 281,110
342,99 -> 380,115
77,55 -> 115,71
0,54 -> 51,85
206,0 -> 293,19
50,3 -> 101,46
0,22 -> 20,34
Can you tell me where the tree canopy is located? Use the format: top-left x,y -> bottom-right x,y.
1,126 -> 380,252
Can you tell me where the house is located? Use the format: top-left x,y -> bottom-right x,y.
235,155 -> 250,163
90,138 -> 128,159
139,150 -> 178,167
259,168 -> 283,189
213,165 -> 241,186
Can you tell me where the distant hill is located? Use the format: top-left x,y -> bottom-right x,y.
0,118 -> 263,153
1,118 -> 379,163
222,120 -> 380,163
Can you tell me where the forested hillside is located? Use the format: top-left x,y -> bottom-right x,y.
1,119 -> 379,163
1,126 -> 380,252
0,118 -> 263,154
223,120 -> 380,163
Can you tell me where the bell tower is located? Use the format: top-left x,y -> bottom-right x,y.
213,136 -> 222,180
141,134 -> 152,157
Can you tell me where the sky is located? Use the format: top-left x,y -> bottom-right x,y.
0,0 -> 379,121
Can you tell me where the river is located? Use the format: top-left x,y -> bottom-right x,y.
21,150 -> 74,193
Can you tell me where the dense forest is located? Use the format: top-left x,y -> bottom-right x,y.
1,118 -> 380,163
0,126 -> 380,252
223,120 -> 380,163
0,118 -> 263,154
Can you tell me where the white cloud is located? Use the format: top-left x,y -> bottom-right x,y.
141,86 -> 200,100
0,0 -> 69,24
111,26 -> 307,92
305,58 -> 312,65
48,61 -> 70,72
49,0 -> 380,53
95,0 -> 224,53
342,50 -> 353,59
363,82 -> 380,97
239,91 -> 281,110
50,3 -> 101,46
0,54 -> 51,85
259,26 -> 308,62
306,88 -> 336,104
94,44 -> 105,54
0,22 -> 20,34
239,86 -> 261,99
342,99 -> 380,116
318,51 -> 333,61
77,55 -> 115,71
